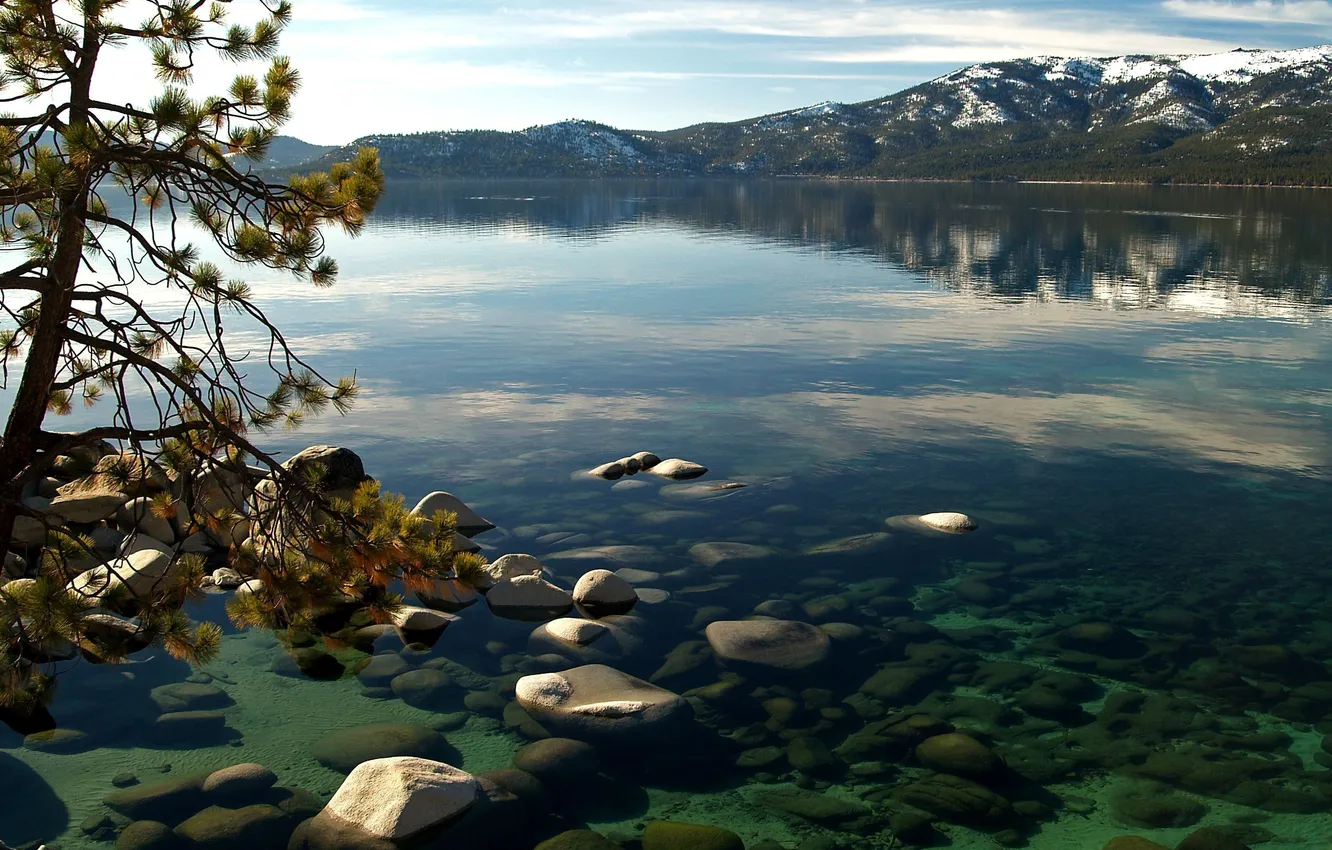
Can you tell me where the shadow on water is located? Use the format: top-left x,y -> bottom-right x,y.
0,751 -> 68,846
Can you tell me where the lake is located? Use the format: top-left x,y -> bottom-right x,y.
5,180 -> 1332,850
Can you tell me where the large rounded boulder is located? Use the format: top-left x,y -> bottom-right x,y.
515,664 -> 691,745
705,619 -> 831,671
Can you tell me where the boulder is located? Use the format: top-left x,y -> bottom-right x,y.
892,774 -> 1013,826
416,578 -> 480,613
511,738 -> 600,785
211,567 -> 245,589
545,546 -> 665,568
410,491 -> 495,537
311,723 -> 458,774
630,451 -> 661,470
115,820 -> 178,850
104,771 -> 211,823
282,445 -> 369,492
47,480 -> 126,523
588,462 -> 625,481
705,619 -> 830,671
202,763 -> 278,803
390,669 -> 455,710
915,733 -> 1003,778
69,549 -> 181,601
536,830 -> 622,850
173,804 -> 289,850
389,606 -> 457,634
515,664 -> 691,745
572,569 -> 638,618
649,459 -> 708,480
643,821 -> 744,850
885,512 -> 978,534
486,575 -> 574,622
615,456 -> 642,473
117,496 -> 175,544
1057,623 -> 1147,659
473,553 -> 545,591
321,757 -> 479,842
150,682 -> 234,713
689,542 -> 774,568
802,533 -> 893,556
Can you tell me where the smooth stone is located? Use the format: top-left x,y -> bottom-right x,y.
631,451 -> 661,469
546,545 -> 665,567
802,533 -> 892,556
115,820 -> 177,850
104,771 -> 211,823
486,575 -> 575,621
636,588 -> 671,604
616,456 -> 642,473
512,737 -> 600,784
322,756 -> 479,841
390,669 -> 456,709
643,821 -> 744,850
539,618 -> 610,647
117,496 -> 175,544
173,803 -> 287,849
70,549 -> 181,600
390,605 -> 457,633
515,663 -> 691,744
705,619 -> 831,670
915,733 -> 1002,777
689,542 -> 774,567
613,567 -> 662,584
311,723 -> 457,774
650,459 -> 708,480
588,462 -> 626,480
536,830 -> 623,850
658,481 -> 746,501
416,578 -> 480,613
150,682 -> 234,713
411,490 -> 495,536
355,655 -> 411,686
611,479 -> 652,491
46,483 -> 126,523
476,553 -> 545,590
23,728 -> 91,753
885,512 -> 978,534
202,763 -> 277,801
572,569 -> 638,618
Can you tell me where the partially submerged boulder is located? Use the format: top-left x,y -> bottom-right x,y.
316,757 -> 479,842
649,459 -> 708,480
486,575 -> 574,622
572,569 -> 638,618
705,619 -> 831,671
515,663 -> 691,745
411,491 -> 495,537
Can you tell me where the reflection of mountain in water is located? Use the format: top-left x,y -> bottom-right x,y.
373,180 -> 1332,316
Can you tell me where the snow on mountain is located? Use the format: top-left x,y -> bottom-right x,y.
522,120 -> 642,162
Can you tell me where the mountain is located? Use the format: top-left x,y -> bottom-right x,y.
247,135 -> 339,168
303,46 -> 1332,184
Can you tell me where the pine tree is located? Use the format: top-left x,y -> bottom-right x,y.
0,1 -> 475,724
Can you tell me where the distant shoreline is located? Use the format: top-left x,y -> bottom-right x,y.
366,174 -> 1332,190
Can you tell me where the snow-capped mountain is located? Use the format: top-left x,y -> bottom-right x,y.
307,46 -> 1332,183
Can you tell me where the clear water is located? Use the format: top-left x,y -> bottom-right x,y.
5,180 -> 1332,850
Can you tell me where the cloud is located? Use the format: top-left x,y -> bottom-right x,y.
1162,0 -> 1332,22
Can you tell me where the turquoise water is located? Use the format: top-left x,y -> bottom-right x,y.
4,180 -> 1332,850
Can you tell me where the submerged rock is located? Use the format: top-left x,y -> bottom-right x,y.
802,533 -> 892,556
705,619 -> 830,671
643,821 -> 744,850
486,575 -> 575,621
885,512 -> 978,534
915,732 -> 1003,778
688,542 -> 774,568
515,664 -> 691,744
311,723 -> 458,774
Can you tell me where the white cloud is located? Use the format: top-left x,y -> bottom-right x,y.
1162,0 -> 1332,22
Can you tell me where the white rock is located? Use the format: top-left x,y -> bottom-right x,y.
116,496 -> 175,544
411,491 -> 495,537
324,756 -> 479,841
235,578 -> 265,595
588,462 -> 625,481
635,588 -> 671,604
46,485 -> 125,523
475,553 -> 544,591
542,618 -> 610,646
68,549 -> 180,601
885,512 -> 979,534
705,619 -> 831,670
452,532 -> 481,555
211,567 -> 244,589
689,542 -> 774,568
117,533 -> 173,559
515,664 -> 690,743
391,605 -> 458,633
649,458 -> 708,480
485,575 -> 574,621
572,569 -> 638,618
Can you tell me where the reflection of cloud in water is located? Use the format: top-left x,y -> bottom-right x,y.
749,390 -> 1327,477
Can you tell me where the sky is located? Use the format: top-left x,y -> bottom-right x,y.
94,0 -> 1332,144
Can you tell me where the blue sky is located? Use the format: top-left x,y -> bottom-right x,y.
108,0 -> 1332,143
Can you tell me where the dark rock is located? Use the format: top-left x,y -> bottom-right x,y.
113,773 -> 140,788
23,728 -> 91,753
643,821 -> 744,850
153,711 -> 229,743
116,820 -> 180,850
787,737 -> 838,773
1110,784 -> 1206,829
1176,827 -> 1252,850
1056,623 -> 1146,659
104,771 -> 211,824
535,830 -> 623,850
479,768 -> 550,816
893,774 -> 1013,826
310,723 -> 458,774
753,787 -> 877,832
512,738 -> 599,786
202,764 -> 278,804
389,668 -> 455,709
914,732 -> 1002,778
150,683 -> 234,714
173,804 -> 290,850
